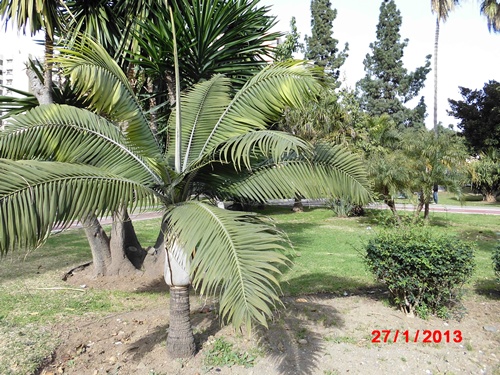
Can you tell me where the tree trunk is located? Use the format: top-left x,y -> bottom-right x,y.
108,207 -> 145,276
384,198 -> 400,223
292,196 -> 303,212
166,285 -> 196,358
166,72 -> 176,106
423,201 -> 430,220
83,214 -> 111,277
484,192 -> 497,203
415,192 -> 425,217
43,32 -> 54,105
26,31 -> 53,105
433,16 -> 439,135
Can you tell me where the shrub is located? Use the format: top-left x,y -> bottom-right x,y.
364,227 -> 475,318
493,244 -> 500,282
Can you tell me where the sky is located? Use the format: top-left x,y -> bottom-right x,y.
259,0 -> 500,129
2,0 -> 499,129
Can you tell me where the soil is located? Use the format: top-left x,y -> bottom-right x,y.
39,268 -> 500,375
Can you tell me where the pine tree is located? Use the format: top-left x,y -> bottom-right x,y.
305,0 -> 348,82
357,0 -> 431,129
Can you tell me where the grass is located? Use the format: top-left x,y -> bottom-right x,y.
0,206 -> 498,373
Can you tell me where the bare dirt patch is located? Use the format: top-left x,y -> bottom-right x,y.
40,272 -> 500,375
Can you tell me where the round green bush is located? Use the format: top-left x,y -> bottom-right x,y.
364,227 -> 475,318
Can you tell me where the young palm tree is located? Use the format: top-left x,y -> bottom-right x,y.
0,39 -> 371,358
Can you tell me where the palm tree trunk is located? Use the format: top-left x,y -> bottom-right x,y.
384,198 -> 401,223
423,202 -> 430,220
166,285 -> 196,358
433,16 -> 439,135
108,207 -> 145,275
43,32 -> 54,105
83,214 -> 111,277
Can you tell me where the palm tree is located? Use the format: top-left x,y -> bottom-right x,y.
481,0 -> 500,32
430,0 -> 459,135
401,127 -> 468,219
131,0 -> 280,106
0,0 -> 63,104
0,39 -> 371,358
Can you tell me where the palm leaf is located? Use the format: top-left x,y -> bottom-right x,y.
218,130 -> 311,171
214,144 -> 372,204
0,159 -> 157,254
166,201 -> 289,333
56,37 -> 160,158
166,74 -> 232,170
0,87 -> 38,119
0,104 -> 162,186
197,61 -> 322,157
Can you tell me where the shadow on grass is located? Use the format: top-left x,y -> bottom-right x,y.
474,279 -> 500,300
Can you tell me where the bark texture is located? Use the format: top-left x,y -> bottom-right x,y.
108,207 -> 145,276
167,286 -> 196,358
83,215 -> 111,277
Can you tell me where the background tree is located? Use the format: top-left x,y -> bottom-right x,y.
430,0 -> 459,135
448,80 -> 500,154
0,0 -> 63,104
356,0 -> 431,129
274,17 -> 303,62
304,0 -> 348,85
401,127 -> 468,219
468,149 -> 500,202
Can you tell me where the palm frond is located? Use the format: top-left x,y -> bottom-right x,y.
215,144 -> 372,204
166,74 -> 232,171
0,104 -> 161,186
0,87 -> 38,119
56,37 -> 160,158
166,201 -> 289,333
0,159 -> 157,254
197,61 -> 322,157
218,130 -> 311,171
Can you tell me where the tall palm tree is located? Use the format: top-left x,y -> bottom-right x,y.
0,39 -> 371,358
430,0 -> 459,135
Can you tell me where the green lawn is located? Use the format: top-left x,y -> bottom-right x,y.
396,190 -> 500,207
0,207 -> 498,374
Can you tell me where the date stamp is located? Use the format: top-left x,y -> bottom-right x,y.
371,329 -> 463,343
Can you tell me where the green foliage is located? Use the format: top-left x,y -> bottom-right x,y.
449,80 -> 500,154
132,0 -> 280,90
493,244 -> 500,282
203,337 -> 256,368
305,0 -> 348,83
356,0 -> 431,129
275,17 -> 303,62
364,227 -> 476,318
468,149 -> 500,202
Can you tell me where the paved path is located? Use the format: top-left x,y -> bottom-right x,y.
55,200 -> 499,232
269,199 -> 500,216
368,202 -> 500,216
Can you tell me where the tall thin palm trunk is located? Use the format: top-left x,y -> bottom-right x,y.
433,16 -> 440,136
166,286 -> 196,358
